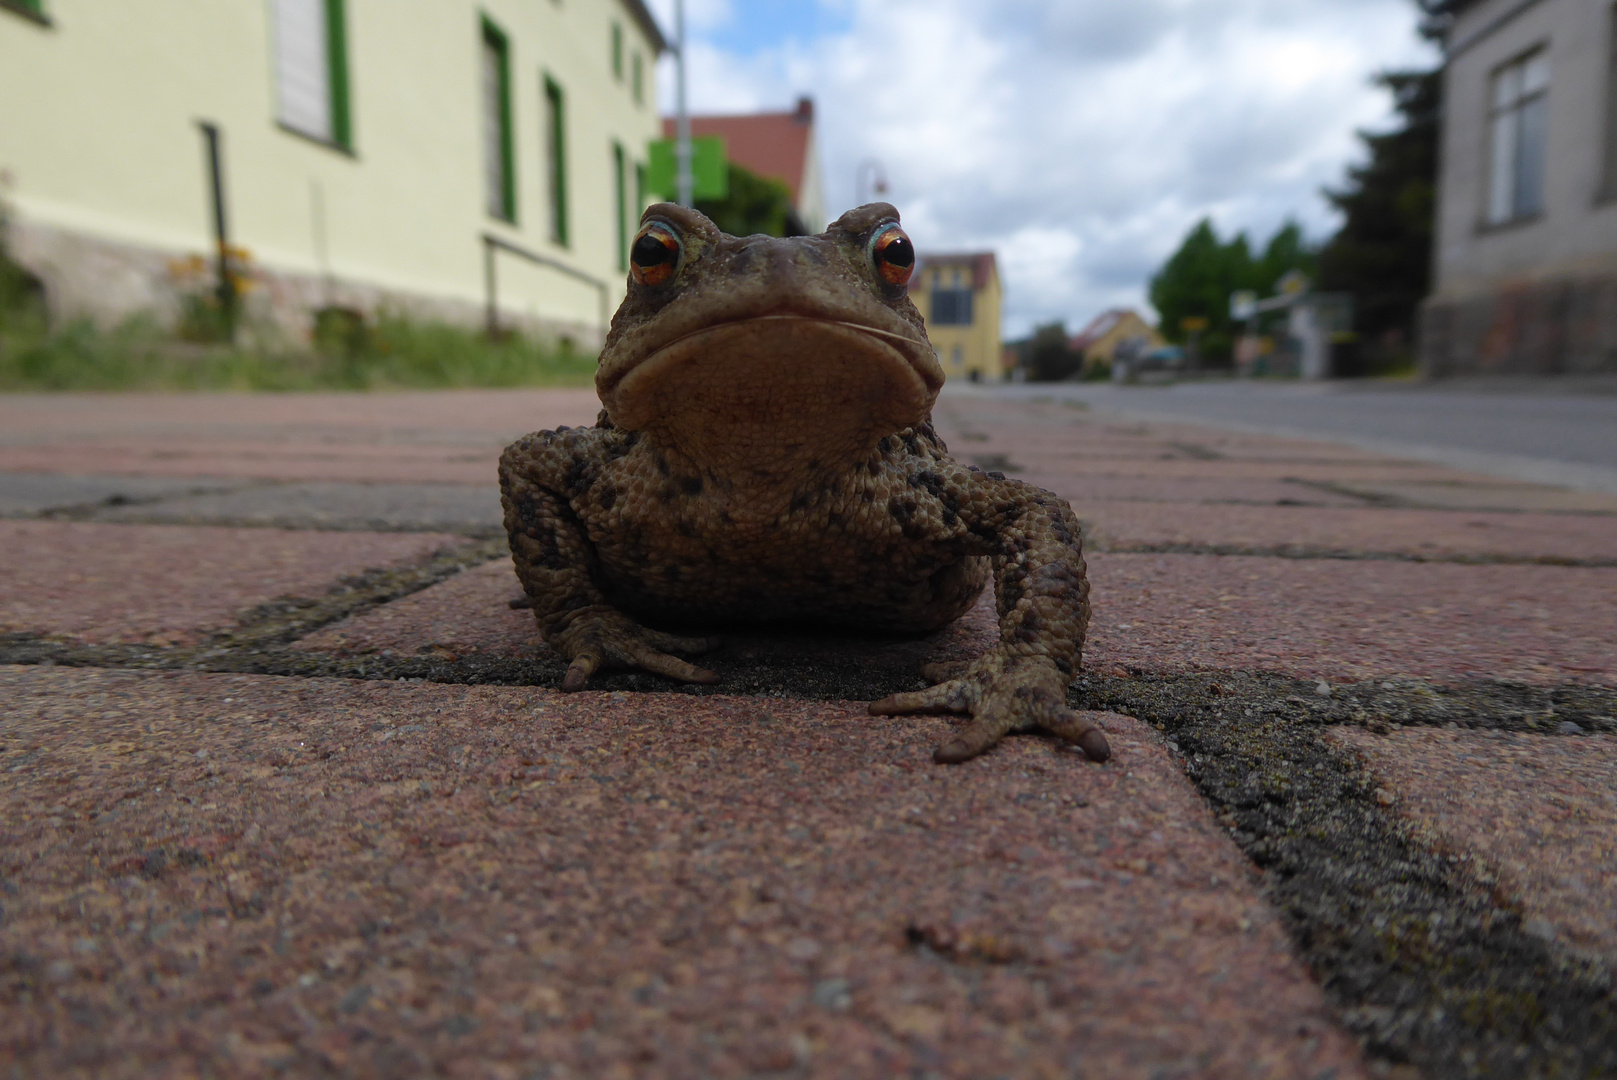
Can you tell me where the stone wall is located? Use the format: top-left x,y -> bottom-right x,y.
8,217 -> 607,351
1420,273 -> 1617,377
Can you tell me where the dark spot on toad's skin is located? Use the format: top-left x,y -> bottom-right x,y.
598,486 -> 618,510
681,476 -> 703,496
654,452 -> 670,477
790,492 -> 812,514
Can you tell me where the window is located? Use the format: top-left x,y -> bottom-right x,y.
613,141 -> 628,272
632,52 -> 644,105
931,284 -> 974,326
611,22 -> 624,80
1486,48 -> 1549,225
482,18 -> 515,221
273,0 -> 352,148
543,76 -> 568,245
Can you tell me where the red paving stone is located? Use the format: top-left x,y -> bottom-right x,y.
0,389 -> 602,483
1330,727 -> 1617,961
297,551 -> 1617,688
1010,472 -> 1372,507
1072,501 -> 1617,562
0,666 -> 1368,1079
0,521 -> 466,646
1085,553 -> 1617,685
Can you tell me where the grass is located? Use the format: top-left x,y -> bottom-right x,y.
0,308 -> 598,393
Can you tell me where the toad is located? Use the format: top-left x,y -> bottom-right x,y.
499,202 -> 1109,764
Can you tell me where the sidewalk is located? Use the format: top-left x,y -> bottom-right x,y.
2,387 -> 1614,1078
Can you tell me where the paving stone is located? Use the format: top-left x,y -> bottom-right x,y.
0,473 -> 245,516
1071,501 -> 1617,562
90,480 -> 504,535
1330,726 -> 1617,960
0,388 -> 603,484
1002,472 -> 1372,507
298,559 -> 1003,684
1084,553 -> 1617,685
1325,479 -> 1617,514
295,552 -> 1617,688
0,521 -> 468,645
0,666 -> 1369,1079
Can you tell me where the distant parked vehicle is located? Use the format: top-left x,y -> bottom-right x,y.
1112,343 -> 1185,383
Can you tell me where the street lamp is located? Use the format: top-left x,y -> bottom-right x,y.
855,158 -> 889,205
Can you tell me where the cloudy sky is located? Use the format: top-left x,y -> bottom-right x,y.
641,0 -> 1439,338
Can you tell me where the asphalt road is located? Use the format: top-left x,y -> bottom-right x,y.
969,378 -> 1617,494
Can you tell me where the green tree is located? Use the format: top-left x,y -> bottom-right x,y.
1025,321 -> 1081,382
1148,219 -> 1314,366
694,162 -> 803,238
1316,67 -> 1440,369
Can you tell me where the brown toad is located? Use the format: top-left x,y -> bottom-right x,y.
499,202 -> 1109,764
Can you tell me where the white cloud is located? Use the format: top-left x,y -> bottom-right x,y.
647,0 -> 1438,336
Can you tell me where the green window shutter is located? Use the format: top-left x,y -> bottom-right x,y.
632,53 -> 643,105
481,16 -> 515,221
544,76 -> 568,246
611,22 -> 623,80
613,142 -> 627,273
325,0 -> 352,149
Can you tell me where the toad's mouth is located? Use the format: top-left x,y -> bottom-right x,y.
599,314 -> 944,473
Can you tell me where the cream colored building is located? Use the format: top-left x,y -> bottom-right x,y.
0,0 -> 665,344
908,252 -> 1001,382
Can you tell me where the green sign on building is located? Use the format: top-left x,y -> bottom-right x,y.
644,136 -> 728,201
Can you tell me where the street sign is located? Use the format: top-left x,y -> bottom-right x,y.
1230,290 -> 1256,320
1180,315 -> 1209,333
645,136 -> 728,201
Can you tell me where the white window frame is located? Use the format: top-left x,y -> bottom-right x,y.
1485,47 -> 1550,226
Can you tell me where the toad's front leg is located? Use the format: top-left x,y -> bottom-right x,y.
870,471 -> 1110,764
500,432 -> 720,691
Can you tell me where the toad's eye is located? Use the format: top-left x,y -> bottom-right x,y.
870,224 -> 915,287
630,222 -> 681,286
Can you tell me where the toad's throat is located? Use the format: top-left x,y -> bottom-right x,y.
601,315 -> 942,476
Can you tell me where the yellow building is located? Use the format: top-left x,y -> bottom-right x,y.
1068,308 -> 1164,373
908,252 -> 1001,382
0,0 -> 665,344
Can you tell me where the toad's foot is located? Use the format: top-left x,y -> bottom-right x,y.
869,654 -> 1111,765
550,606 -> 722,691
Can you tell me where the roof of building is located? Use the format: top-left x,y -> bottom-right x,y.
623,0 -> 671,54
908,252 -> 998,293
661,98 -> 815,204
1069,308 -> 1145,350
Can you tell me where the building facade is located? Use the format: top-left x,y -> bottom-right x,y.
0,0 -> 664,345
908,253 -> 1001,382
1423,0 -> 1617,375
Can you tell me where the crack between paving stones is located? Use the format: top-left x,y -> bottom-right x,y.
1081,538 -> 1617,567
1075,671 -> 1617,1080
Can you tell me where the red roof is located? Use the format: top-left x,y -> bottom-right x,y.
908,252 -> 997,293
662,98 -> 814,204
1069,308 -> 1142,351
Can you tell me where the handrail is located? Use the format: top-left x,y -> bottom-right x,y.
481,232 -> 611,341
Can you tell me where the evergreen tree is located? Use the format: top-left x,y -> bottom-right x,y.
1316,67 -> 1441,366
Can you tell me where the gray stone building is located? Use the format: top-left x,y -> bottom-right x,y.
1422,0 -> 1617,375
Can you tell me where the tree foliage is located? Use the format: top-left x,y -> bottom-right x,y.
694,162 -> 803,238
1148,219 -> 1316,366
1315,67 -> 1440,364
1025,321 -> 1082,382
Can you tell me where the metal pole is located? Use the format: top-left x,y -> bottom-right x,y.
483,234 -> 498,338
674,0 -> 693,207
197,121 -> 235,336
